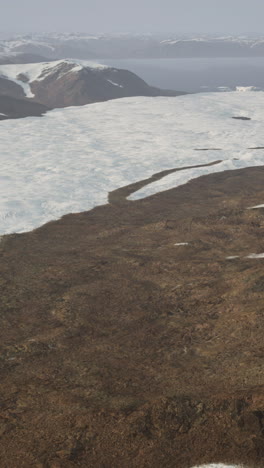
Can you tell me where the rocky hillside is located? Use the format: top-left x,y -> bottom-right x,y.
0,59 -> 185,110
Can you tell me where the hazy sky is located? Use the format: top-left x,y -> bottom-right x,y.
2,0 -> 264,34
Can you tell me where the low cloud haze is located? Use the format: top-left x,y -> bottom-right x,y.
2,0 -> 264,34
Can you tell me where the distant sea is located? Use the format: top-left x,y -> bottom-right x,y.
100,57 -> 264,93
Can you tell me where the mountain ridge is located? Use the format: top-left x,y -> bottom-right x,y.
2,33 -> 264,59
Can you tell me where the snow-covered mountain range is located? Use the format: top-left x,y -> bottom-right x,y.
0,59 -> 184,114
2,33 -> 264,59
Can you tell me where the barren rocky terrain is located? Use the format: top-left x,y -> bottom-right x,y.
1,166 -> 264,467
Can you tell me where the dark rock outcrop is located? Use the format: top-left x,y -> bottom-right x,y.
232,116 -> 251,120
0,94 -> 49,119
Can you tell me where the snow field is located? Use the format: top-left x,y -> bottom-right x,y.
0,92 -> 264,234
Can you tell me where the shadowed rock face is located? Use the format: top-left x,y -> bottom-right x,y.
1,166 -> 264,467
0,94 -> 49,119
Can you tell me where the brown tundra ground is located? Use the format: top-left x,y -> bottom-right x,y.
1,166 -> 264,467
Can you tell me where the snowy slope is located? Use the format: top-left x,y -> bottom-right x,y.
0,91 -> 264,234
0,59 -> 108,82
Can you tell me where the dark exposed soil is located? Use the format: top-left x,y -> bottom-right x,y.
1,166 -> 264,467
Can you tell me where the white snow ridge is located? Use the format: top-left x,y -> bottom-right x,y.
0,91 -> 264,235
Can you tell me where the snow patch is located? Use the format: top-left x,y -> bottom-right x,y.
191,464 -> 243,468
236,86 -> 260,92
248,203 -> 264,209
107,79 -> 124,88
246,253 -> 264,259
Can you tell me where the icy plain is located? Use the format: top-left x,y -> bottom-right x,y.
0,91 -> 264,235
